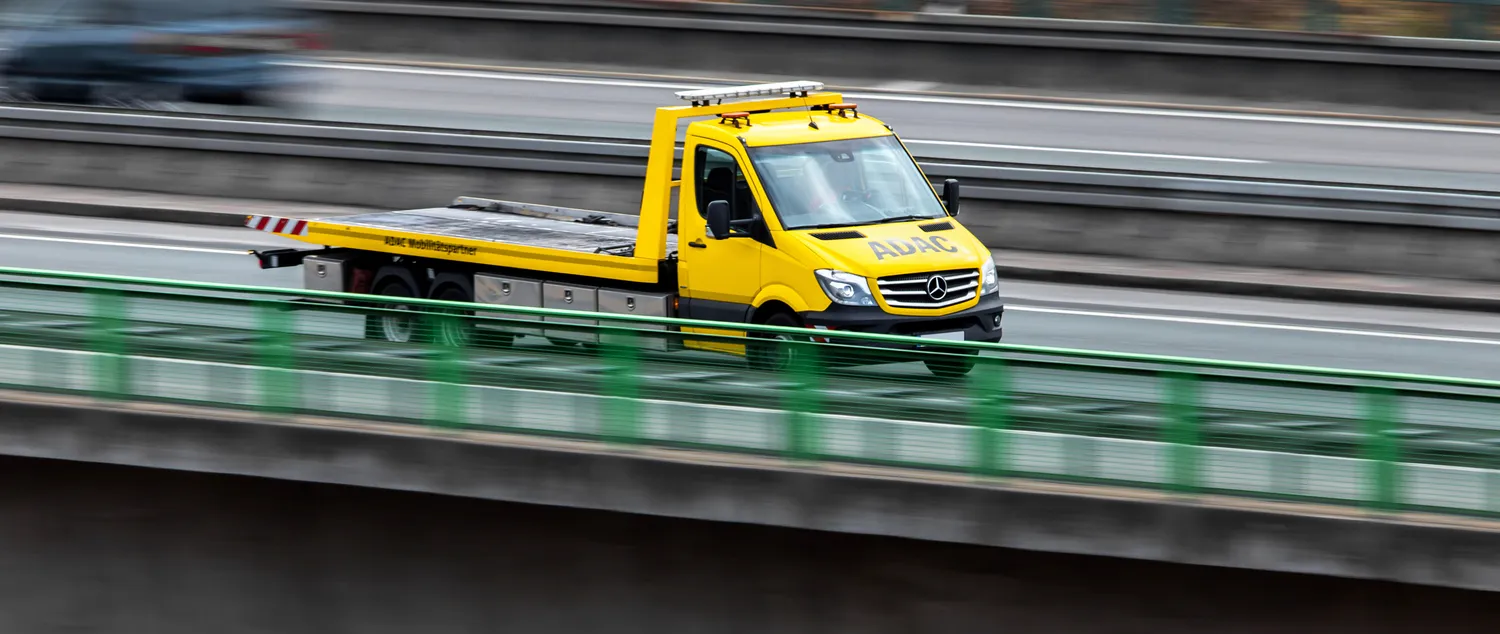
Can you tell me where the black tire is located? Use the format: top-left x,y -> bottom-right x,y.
367,276 -> 427,344
924,350 -> 979,379
747,311 -> 808,372
32,80 -> 93,104
183,88 -> 252,106
430,285 -> 475,348
432,284 -> 515,349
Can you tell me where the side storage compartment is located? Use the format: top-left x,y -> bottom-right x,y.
542,282 -> 599,344
304,253 -> 359,295
474,274 -> 544,338
598,289 -> 678,352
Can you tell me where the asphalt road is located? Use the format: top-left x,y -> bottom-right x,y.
221,60 -> 1500,191
2,211 -> 1497,380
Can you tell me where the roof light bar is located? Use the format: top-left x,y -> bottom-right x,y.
675,80 -> 825,104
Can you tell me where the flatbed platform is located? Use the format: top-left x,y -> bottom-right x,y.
337,207 -> 673,255
254,197 -> 675,284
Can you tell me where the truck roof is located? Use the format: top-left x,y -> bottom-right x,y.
690,109 -> 894,148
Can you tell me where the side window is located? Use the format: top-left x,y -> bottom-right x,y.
694,145 -> 757,222
695,146 -> 736,218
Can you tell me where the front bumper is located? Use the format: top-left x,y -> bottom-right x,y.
799,293 -> 1005,349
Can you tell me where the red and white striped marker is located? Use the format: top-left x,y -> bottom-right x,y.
245,215 -> 310,237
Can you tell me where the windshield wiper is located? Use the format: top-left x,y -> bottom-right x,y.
798,221 -> 870,230
875,215 -> 943,224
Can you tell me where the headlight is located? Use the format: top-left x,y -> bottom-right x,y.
981,254 -> 998,295
814,269 -> 876,307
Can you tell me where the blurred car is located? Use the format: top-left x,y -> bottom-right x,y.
0,0 -> 321,106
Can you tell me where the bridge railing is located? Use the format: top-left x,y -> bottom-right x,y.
1,266 -> 1498,516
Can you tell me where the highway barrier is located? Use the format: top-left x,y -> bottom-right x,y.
296,0 -> 1500,112
2,104 -> 1498,282
625,0 -> 1496,39
1,266 -> 1499,517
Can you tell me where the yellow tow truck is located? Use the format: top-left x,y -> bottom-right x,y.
247,80 -> 1004,376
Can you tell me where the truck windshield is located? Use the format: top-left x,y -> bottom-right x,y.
747,135 -> 948,231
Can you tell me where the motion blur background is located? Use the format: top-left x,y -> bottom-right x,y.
2,0 -> 1500,632
0,0 -> 320,107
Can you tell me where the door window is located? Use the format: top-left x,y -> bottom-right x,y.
694,145 -> 757,229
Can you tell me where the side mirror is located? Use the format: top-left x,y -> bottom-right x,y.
942,179 -> 960,217
706,200 -> 731,240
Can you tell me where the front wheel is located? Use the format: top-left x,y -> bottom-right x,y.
747,312 -> 807,372
924,350 -> 978,379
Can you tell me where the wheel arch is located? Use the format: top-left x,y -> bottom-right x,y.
751,300 -> 799,325
751,284 -> 815,321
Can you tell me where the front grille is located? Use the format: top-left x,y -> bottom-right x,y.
875,269 -> 979,309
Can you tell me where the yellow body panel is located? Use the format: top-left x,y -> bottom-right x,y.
785,220 -> 990,317
675,102 -> 993,321
681,326 -> 749,356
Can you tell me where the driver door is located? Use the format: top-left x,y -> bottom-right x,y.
677,140 -> 764,324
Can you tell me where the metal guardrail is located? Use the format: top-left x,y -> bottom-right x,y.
702,0 -> 1500,40
2,104 -> 1497,230
302,0 -> 1500,60
2,266 -> 1500,517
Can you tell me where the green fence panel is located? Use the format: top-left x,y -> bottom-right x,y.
1363,386 -> 1401,511
88,286 -> 127,399
603,328 -> 642,444
1165,371 -> 1201,494
785,341 -> 822,462
968,356 -> 1011,477
255,300 -> 297,414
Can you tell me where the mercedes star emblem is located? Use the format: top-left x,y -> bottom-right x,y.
925,275 -> 948,301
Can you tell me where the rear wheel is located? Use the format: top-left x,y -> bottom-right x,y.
432,284 -> 514,349
431,285 -> 475,348
367,275 -> 426,344
32,80 -> 93,104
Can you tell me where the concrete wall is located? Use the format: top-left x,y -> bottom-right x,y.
307,1 -> 1500,113
5,392 -> 1500,594
7,452 -> 1500,633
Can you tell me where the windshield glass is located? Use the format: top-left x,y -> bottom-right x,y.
747,135 -> 948,231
